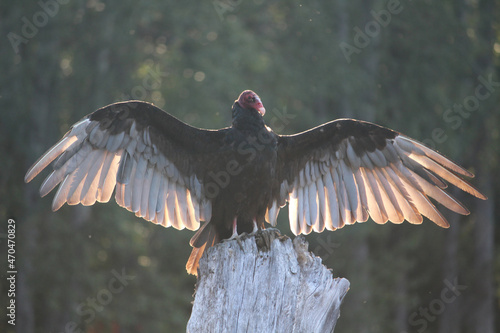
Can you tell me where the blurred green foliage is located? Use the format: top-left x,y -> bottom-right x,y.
1,0 -> 499,332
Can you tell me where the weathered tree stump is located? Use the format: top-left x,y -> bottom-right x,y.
187,229 -> 350,333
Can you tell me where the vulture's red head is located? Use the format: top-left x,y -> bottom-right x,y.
237,90 -> 266,116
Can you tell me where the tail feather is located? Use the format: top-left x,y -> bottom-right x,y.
186,222 -> 218,276
189,221 -> 212,247
186,243 -> 208,276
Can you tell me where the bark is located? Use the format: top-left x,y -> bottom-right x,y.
187,230 -> 350,333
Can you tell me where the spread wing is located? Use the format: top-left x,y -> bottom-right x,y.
25,101 -> 228,231
268,119 -> 486,235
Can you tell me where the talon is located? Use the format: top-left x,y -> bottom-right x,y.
228,216 -> 238,240
265,227 -> 281,237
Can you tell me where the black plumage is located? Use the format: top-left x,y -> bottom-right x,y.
25,90 -> 486,275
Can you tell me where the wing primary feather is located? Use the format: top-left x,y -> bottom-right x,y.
139,165 -> 154,220
186,191 -> 200,229
340,159 -> 361,221
53,141 -> 86,171
155,175 -> 166,214
372,168 -> 404,223
298,186 -> 307,233
303,220 -> 313,234
321,175 -> 333,230
423,169 -> 447,189
379,167 -> 417,223
96,151 -> 111,201
122,158 -> 137,209
395,136 -> 474,177
115,182 -> 125,207
81,151 -> 107,205
67,173 -> 87,206
289,187 -> 300,235
131,157 -> 147,212
409,169 -> 470,215
80,150 -> 106,197
67,149 -> 100,201
159,177 -> 171,227
333,168 -> 348,228
408,154 -> 486,199
324,171 -> 340,230
52,175 -> 73,211
362,168 -> 388,224
25,133 -> 80,183
100,152 -> 120,203
394,144 -> 438,185
174,187 -> 188,230
390,160 -> 424,192
183,190 -> 195,230
148,169 -> 162,222
116,152 -> 133,184
353,169 -> 369,222
399,176 -> 449,227
155,186 -> 166,227
308,181 -> 319,228
302,184 -> 313,231
39,143 -> 93,197
166,181 -> 178,228
315,178 -> 326,232
384,166 -> 422,224
39,171 -> 62,198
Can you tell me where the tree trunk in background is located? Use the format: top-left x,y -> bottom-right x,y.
63,14 -> 114,330
359,2 -> 381,330
336,2 -> 383,331
470,167 -> 494,333
439,207 -> 461,333
90,12 -> 114,108
360,0 -> 382,123
468,0 -> 496,331
352,241 -> 371,333
19,37 -> 60,332
16,225 -> 36,333
395,271 -> 409,333
337,0 -> 351,116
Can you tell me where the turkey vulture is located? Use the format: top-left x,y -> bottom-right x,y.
25,90 -> 486,275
